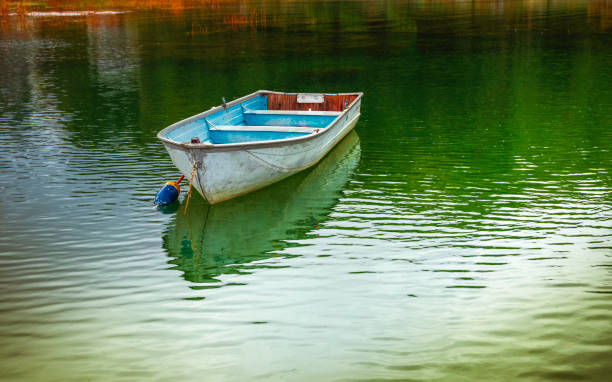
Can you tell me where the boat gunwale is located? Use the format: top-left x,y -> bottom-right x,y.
156,90 -> 362,152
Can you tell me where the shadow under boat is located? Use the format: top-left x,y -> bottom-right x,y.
162,131 -> 361,286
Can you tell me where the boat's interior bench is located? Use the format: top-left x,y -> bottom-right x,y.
241,109 -> 341,127
209,125 -> 317,134
206,128 -> 311,144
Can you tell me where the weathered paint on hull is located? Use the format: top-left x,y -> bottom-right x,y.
163,110 -> 360,204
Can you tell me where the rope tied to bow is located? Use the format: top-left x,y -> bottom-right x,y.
184,162 -> 197,214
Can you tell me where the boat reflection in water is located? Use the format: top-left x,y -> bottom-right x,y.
162,131 -> 361,286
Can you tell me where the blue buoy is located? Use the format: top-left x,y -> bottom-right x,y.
154,175 -> 184,206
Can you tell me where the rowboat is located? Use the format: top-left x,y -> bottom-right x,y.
157,90 -> 363,204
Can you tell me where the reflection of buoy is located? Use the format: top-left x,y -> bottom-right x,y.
154,175 -> 184,206
157,200 -> 180,214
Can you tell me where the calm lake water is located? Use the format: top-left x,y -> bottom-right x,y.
1,1 -> 611,381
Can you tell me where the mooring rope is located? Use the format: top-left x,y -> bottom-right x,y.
184,162 -> 197,214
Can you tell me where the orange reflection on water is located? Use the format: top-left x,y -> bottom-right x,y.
0,0 -> 609,36
4,0 -> 223,12
587,0 -> 611,29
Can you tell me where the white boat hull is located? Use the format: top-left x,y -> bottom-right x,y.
158,90 -> 362,204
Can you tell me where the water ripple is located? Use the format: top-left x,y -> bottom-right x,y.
1,2 -> 612,381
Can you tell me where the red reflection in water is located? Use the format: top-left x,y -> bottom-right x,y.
0,0 -> 609,36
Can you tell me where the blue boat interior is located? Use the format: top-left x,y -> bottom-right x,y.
164,95 -> 341,145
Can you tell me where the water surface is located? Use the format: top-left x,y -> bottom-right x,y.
0,1 -> 611,381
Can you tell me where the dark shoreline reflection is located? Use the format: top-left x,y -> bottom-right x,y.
162,131 -> 361,286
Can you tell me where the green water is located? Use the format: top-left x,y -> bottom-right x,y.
0,1 -> 611,381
